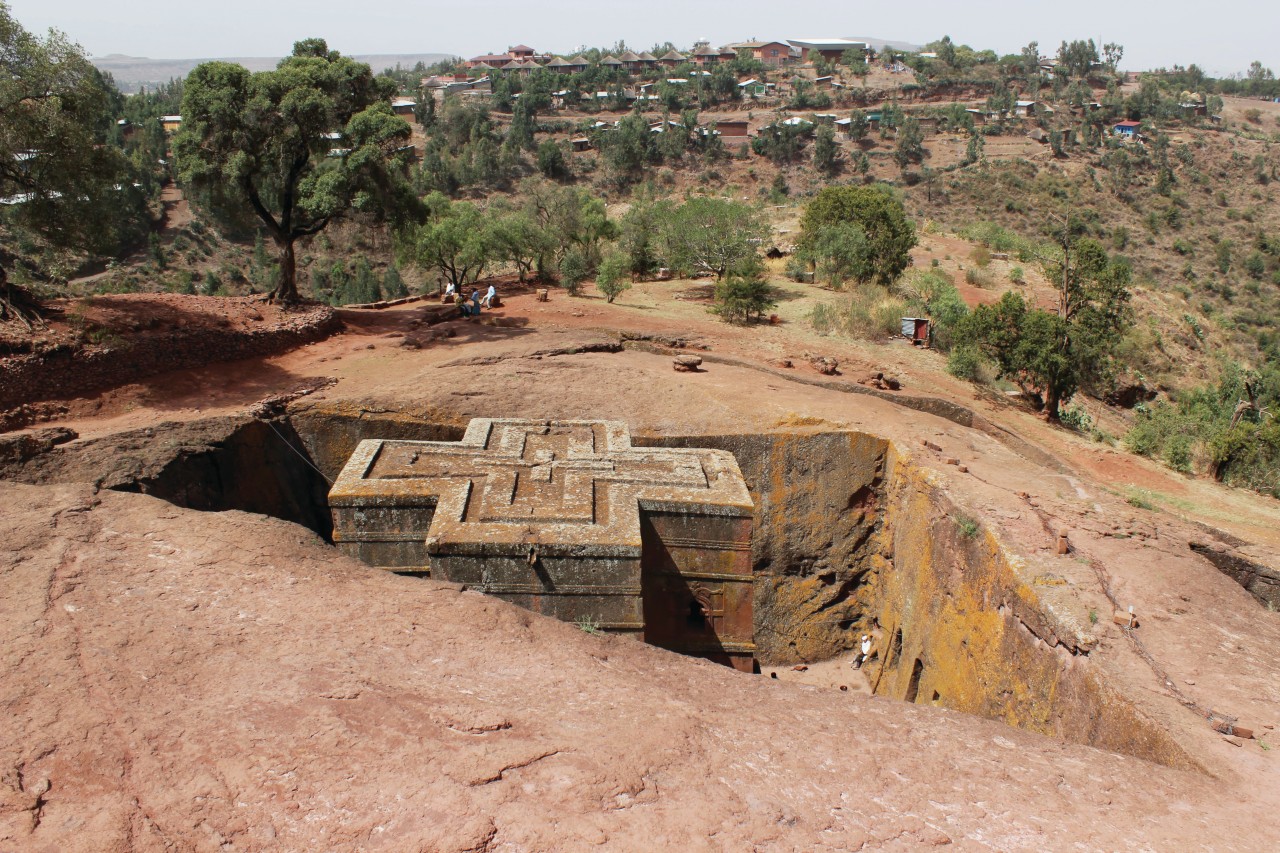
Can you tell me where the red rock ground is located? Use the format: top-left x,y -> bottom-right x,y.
2,482 -> 1268,852
4,289 -> 1280,850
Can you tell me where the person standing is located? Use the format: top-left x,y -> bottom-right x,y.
471,288 -> 482,315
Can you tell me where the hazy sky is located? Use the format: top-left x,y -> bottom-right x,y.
9,0 -> 1276,77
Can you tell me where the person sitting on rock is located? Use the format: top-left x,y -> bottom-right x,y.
442,281 -> 456,304
453,290 -> 469,318
853,634 -> 873,669
481,283 -> 497,308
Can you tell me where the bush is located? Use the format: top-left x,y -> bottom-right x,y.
595,252 -> 632,303
559,248 -> 589,296
784,256 -> 809,281
809,285 -> 905,340
713,264 -> 776,324
1008,266 -> 1025,284
1058,405 -> 1093,433
947,345 -> 985,381
1165,433 -> 1194,473
202,270 -> 222,296
965,267 -> 995,287
970,245 -> 991,267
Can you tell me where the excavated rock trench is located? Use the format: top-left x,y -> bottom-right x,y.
0,405 -> 1194,768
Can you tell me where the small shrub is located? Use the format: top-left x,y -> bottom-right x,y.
1059,405 -> 1093,433
1164,434 -> 1194,473
202,271 -> 222,296
955,514 -> 980,539
969,245 -> 991,267
785,256 -> 809,281
947,345 -> 984,381
1008,266 -> 1024,284
965,267 -> 994,288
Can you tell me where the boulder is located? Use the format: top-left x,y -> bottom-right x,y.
673,355 -> 703,372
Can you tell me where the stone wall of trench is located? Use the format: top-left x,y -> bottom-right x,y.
649,432 -> 889,664
659,430 -> 1197,768
866,450 -> 1198,769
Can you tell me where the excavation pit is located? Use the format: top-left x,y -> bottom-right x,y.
0,406 -> 1198,767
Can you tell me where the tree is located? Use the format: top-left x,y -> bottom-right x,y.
1019,41 -> 1041,77
618,201 -> 665,278
0,4 -> 133,323
410,192 -> 491,289
848,110 -> 869,141
1057,39 -> 1099,78
799,185 -> 917,284
383,264 -> 408,298
175,39 -> 417,303
963,131 -> 985,165
595,252 -> 632,303
536,139 -> 568,179
893,117 -> 925,169
813,124 -> 839,175
1247,60 -> 1275,82
936,36 -> 957,67
1102,42 -> 1124,74
658,197 -> 767,279
414,94 -> 436,128
713,260 -> 776,324
558,247 -> 589,295
799,222 -> 871,288
597,113 -> 656,187
488,202 -> 551,282
957,238 -> 1133,420
841,50 -> 869,82
518,178 -> 617,272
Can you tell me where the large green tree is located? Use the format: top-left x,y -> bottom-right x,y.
658,197 -> 766,280
174,39 -> 416,303
411,192 -> 491,290
958,238 -> 1133,420
799,185 -> 917,285
0,3 -> 132,323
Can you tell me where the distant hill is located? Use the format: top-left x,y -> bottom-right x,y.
93,53 -> 456,93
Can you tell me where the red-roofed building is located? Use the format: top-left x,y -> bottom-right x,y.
727,40 -> 792,68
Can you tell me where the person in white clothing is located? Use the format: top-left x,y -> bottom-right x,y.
481,283 -> 497,308
854,634 -> 873,669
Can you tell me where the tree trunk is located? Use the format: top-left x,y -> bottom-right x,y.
271,238 -> 300,303
1044,386 -> 1062,422
0,266 -> 42,329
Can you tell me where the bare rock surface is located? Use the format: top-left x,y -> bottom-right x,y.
1,481 -> 1268,852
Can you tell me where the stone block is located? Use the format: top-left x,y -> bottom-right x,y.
329,419 -> 756,670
